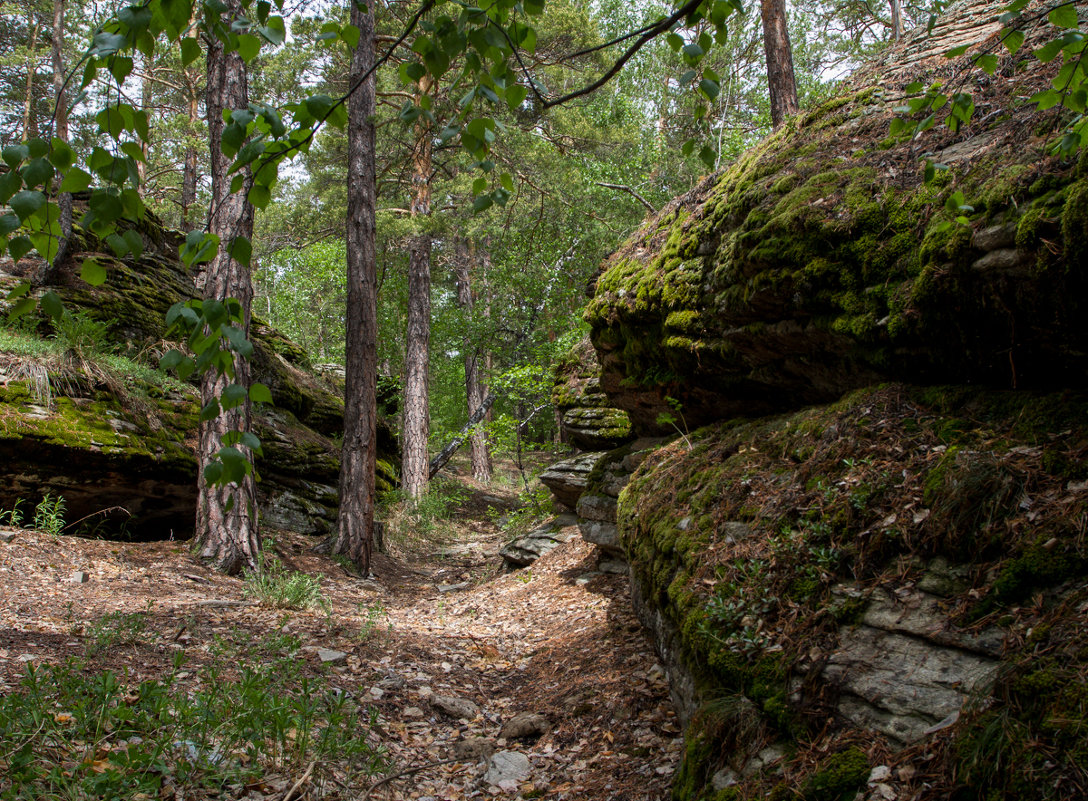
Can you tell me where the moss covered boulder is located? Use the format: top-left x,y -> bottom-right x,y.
586,1 -> 1088,435
553,336 -> 633,451
621,384 -> 1088,800
0,211 -> 397,539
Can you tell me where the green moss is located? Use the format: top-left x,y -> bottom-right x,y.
802,747 -> 868,801
970,544 -> 1086,620
1061,179 -> 1088,265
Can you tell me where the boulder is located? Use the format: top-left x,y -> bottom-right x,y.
552,337 -> 633,451
499,514 -> 578,569
539,452 -> 605,508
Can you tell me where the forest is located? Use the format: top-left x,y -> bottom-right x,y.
0,0 -> 933,571
3,0 -> 1088,799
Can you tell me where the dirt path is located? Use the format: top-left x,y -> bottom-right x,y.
0,498 -> 681,800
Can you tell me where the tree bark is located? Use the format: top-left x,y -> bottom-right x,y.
759,0 -> 798,129
334,0 -> 379,576
196,0 -> 259,574
454,241 -> 491,483
401,72 -> 434,498
890,0 -> 904,40
50,0 -> 72,274
181,63 -> 201,231
22,19 -> 40,141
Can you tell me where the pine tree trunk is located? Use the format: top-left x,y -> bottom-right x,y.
890,0 -> 904,40
50,0 -> 72,274
454,241 -> 491,483
401,73 -> 434,498
22,20 -> 40,140
197,0 -> 259,574
334,0 -> 379,576
759,0 -> 799,129
181,65 -> 200,232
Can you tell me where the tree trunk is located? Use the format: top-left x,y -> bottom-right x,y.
401,72 -> 434,498
196,0 -> 259,574
181,63 -> 200,231
890,0 -> 904,40
138,52 -> 153,186
22,19 -> 40,140
334,0 -> 379,576
50,0 -> 72,274
454,241 -> 491,483
759,0 -> 798,129
428,392 -> 496,480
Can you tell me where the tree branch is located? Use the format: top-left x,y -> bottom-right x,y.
595,181 -> 654,212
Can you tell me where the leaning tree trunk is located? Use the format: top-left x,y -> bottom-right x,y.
759,0 -> 799,129
196,0 -> 259,574
454,241 -> 491,483
401,72 -> 434,498
890,0 -> 904,40
334,0 -> 379,576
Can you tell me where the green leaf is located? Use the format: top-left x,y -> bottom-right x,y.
506,84 -> 527,110
975,53 -> 998,74
237,33 -> 261,62
181,37 -> 201,65
123,229 -> 144,260
945,44 -> 970,58
6,282 -> 30,300
7,296 -> 36,321
203,461 -> 224,484
221,383 -> 248,410
222,324 -> 254,358
248,183 -> 272,209
699,78 -> 720,100
201,399 -> 221,422
180,231 -> 220,267
202,299 -> 228,330
227,236 -> 251,268
0,213 -> 19,236
472,194 -> 493,213
48,139 -> 75,170
1003,29 -> 1025,54
1035,39 -> 1064,62
60,168 -> 92,193
249,382 -> 273,404
218,446 -> 250,483
699,145 -> 717,169
1049,3 -> 1078,29
9,190 -> 46,222
80,258 -> 108,286
39,291 -> 64,321
1031,88 -> 1062,110
2,145 -> 29,167
8,236 -> 33,262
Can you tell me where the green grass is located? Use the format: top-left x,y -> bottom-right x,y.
0,645 -> 385,800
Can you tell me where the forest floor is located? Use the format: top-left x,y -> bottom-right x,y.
0,462 -> 682,800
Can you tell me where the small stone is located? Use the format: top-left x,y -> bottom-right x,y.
437,582 -> 469,593
430,694 -> 479,720
574,572 -> 603,586
453,736 -> 495,761
868,765 -> 892,784
403,706 -> 425,718
873,783 -> 897,800
498,712 -> 550,740
70,572 -> 89,584
711,767 -> 739,790
316,648 -> 348,664
0,530 -> 16,543
484,750 -> 530,786
597,558 -> 627,575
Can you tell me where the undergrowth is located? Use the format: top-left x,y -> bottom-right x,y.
0,645 -> 384,800
243,552 -> 328,611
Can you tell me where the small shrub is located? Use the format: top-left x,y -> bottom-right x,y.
52,310 -> 114,356
803,746 -> 869,801
494,484 -> 552,539
381,479 -> 467,550
358,601 -> 391,642
2,498 -> 24,528
33,492 -> 66,537
84,610 -> 155,657
244,553 -> 327,611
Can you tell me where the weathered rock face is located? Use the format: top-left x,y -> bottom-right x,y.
538,451 -> 606,509
0,214 -> 397,540
552,337 -> 633,451
577,438 -> 666,560
619,384 -> 1088,801
586,2 -> 1088,436
498,513 -> 579,569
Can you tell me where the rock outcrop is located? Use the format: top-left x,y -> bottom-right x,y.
0,212 -> 396,540
552,337 -> 633,451
582,2 -> 1088,799
586,2 -> 1088,436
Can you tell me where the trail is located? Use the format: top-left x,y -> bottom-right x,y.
0,489 -> 682,800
